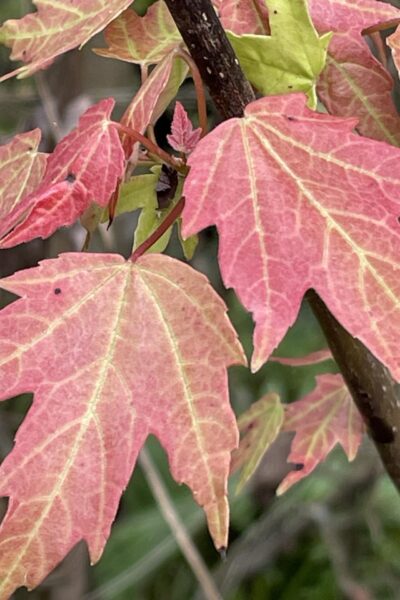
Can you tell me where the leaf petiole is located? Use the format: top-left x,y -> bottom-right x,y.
112,122 -> 187,174
130,195 -> 186,262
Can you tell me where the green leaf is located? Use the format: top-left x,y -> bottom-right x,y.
227,0 -> 332,107
107,172 -> 160,220
231,393 -> 284,493
111,168 -> 194,256
177,222 -> 198,260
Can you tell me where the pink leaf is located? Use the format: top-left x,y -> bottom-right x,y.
0,130 -> 47,238
309,0 -> 400,34
319,31 -> 400,146
0,252 -> 246,596
0,99 -> 125,248
94,3 -> 182,66
213,0 -> 269,35
120,52 -> 188,158
167,101 -> 202,154
182,94 -> 400,378
0,0 -> 133,81
277,374 -> 364,494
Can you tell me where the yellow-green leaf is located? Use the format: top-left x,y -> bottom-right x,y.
231,393 -> 284,493
227,0 -> 331,107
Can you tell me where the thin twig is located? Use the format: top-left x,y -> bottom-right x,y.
34,72 -> 62,142
362,19 -> 400,36
176,48 -> 208,136
130,196 -> 185,262
113,122 -> 186,172
139,447 -> 223,600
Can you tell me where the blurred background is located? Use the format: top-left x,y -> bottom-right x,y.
1,1 -> 400,598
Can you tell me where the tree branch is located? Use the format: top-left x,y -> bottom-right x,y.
165,0 -> 400,490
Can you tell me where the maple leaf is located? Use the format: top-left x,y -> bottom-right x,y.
182,94 -> 400,379
0,252 -> 245,596
0,0 -> 133,81
308,0 -> 400,34
227,0 -> 331,107
216,1 -> 400,141
0,99 -> 125,248
277,374 -> 364,494
318,31 -> 400,146
231,393 -> 284,492
121,52 -> 188,158
213,0 -> 269,35
0,130 -> 47,239
167,102 -> 202,154
94,3 -> 182,66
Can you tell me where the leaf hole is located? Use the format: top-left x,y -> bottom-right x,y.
293,463 -> 304,471
66,172 -> 76,183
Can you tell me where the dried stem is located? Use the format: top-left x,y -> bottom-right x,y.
139,448 -> 222,600
166,0 -> 400,490
176,48 -> 208,136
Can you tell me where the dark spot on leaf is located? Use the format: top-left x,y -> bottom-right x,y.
288,85 -> 293,89
156,165 -> 178,209
368,416 -> 395,443
273,10 -> 278,14
28,146 -> 33,151
66,172 -> 76,183
54,288 -> 62,295
293,463 -> 304,471
397,216 -> 400,223
286,116 -> 297,122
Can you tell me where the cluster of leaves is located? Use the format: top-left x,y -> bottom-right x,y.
1,0 -> 400,596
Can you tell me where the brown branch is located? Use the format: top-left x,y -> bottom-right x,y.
165,0 -> 400,490
164,0 -> 254,119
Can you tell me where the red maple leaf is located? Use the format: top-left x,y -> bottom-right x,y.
278,373 -> 364,494
0,130 -> 47,239
182,94 -> 400,378
0,252 -> 245,597
0,0 -> 133,81
0,99 -> 125,248
167,101 -> 202,154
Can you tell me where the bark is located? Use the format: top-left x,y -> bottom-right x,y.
165,0 -> 400,489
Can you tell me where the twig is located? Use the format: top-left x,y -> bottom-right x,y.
176,48 -> 208,136
130,196 -> 185,261
113,122 -> 186,172
34,72 -> 62,142
310,504 -> 372,600
139,447 -> 223,600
